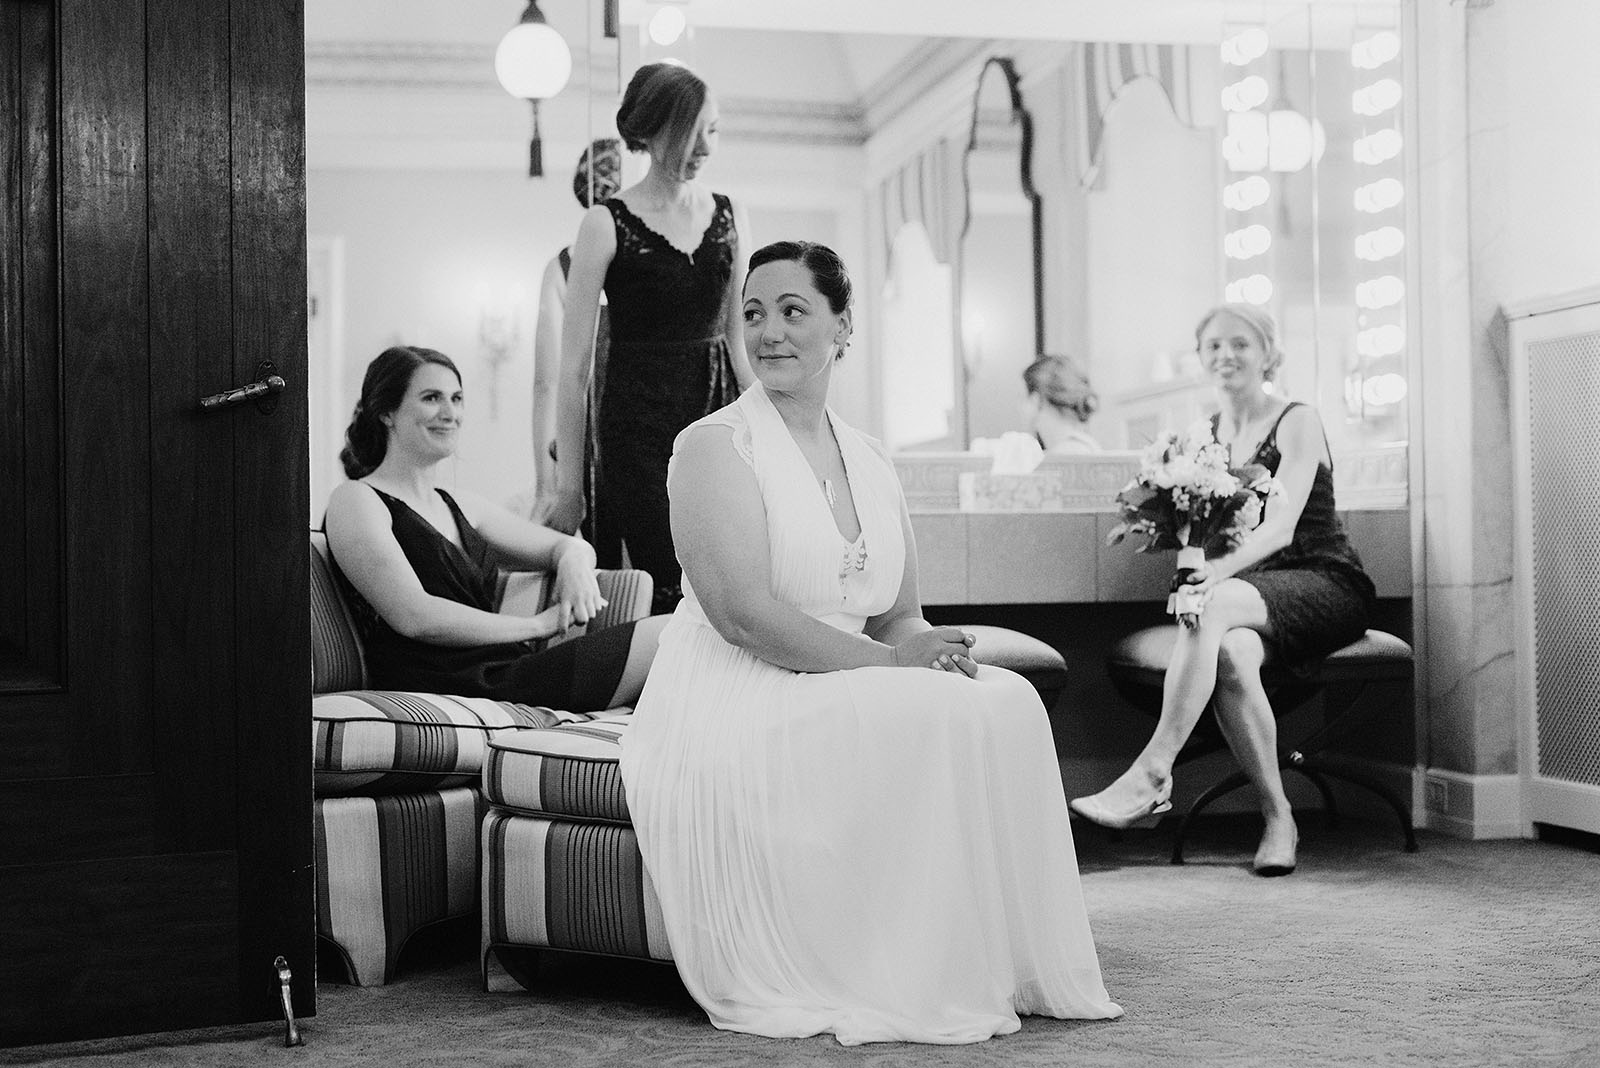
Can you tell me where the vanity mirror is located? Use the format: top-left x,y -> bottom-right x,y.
957,56 -> 1044,448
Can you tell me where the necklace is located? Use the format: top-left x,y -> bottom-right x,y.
823,478 -> 837,509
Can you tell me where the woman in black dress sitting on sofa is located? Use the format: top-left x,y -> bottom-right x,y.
1069,305 -> 1374,877
324,345 -> 664,709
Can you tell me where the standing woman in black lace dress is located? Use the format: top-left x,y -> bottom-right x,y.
1069,305 -> 1375,877
546,62 -> 753,614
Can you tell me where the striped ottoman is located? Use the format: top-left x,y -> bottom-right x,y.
481,716 -> 672,984
313,692 -> 608,986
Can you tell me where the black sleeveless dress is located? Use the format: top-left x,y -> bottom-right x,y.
330,487 -> 634,709
599,193 -> 742,614
1222,403 -> 1376,675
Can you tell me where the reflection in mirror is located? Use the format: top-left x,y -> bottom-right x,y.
958,56 -> 1043,449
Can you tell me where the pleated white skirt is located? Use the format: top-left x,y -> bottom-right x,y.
620,616 -> 1123,1046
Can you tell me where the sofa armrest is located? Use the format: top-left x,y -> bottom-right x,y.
591,569 -> 653,629
496,568 -> 654,638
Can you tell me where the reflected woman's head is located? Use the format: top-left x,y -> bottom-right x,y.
1194,304 -> 1284,382
340,346 -> 461,479
1023,354 -> 1097,423
573,137 -> 622,208
616,62 -> 713,176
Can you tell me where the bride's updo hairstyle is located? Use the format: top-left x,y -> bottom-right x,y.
746,240 -> 854,358
616,61 -> 707,169
1193,303 -> 1285,381
340,345 -> 460,479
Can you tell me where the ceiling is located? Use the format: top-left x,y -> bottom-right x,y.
303,1 -> 1393,170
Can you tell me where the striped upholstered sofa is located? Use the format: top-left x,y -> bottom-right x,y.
309,531 -> 652,986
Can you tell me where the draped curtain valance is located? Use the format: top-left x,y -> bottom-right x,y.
877,137 -> 965,269
1075,41 -> 1197,187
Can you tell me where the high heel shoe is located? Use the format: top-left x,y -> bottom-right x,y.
1252,820 -> 1299,877
1068,781 -> 1173,830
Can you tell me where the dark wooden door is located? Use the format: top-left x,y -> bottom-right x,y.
0,0 -> 312,1045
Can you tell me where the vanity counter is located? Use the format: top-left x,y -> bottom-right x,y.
895,451 -> 1410,607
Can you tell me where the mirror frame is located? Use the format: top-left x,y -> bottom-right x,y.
960,55 -> 1043,358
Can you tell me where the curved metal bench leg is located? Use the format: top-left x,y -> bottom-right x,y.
1292,766 -> 1341,829
1299,758 -> 1419,853
1170,770 -> 1252,865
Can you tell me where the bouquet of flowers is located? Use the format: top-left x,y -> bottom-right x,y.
1107,420 -> 1280,628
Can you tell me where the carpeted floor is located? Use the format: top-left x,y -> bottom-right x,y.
5,819 -> 1598,1068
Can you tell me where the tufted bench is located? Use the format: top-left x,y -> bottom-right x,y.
1106,625 -> 1416,863
480,624 -> 1069,986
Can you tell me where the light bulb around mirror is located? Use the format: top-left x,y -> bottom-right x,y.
1355,227 -> 1405,261
1223,176 -> 1272,212
1353,129 -> 1403,166
1351,31 -> 1401,70
1221,27 -> 1270,66
1224,274 -> 1274,305
1220,75 -> 1270,113
1352,78 -> 1403,117
1354,178 -> 1405,213
1356,275 -> 1405,309
1223,111 -> 1269,172
648,6 -> 687,46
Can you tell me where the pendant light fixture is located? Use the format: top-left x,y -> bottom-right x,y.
495,0 -> 573,177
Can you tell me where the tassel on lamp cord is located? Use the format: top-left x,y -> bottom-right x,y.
528,99 -> 544,177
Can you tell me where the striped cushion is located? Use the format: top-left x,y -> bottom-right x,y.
316,786 -> 481,986
481,808 -> 670,962
314,691 -> 604,797
310,531 -> 366,692
483,716 -> 632,824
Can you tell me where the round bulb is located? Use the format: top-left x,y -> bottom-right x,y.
648,6 -> 687,46
495,22 -> 572,100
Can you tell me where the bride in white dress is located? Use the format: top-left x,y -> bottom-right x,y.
619,240 -> 1122,1045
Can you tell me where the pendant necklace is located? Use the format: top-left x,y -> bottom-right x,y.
823,477 -> 837,509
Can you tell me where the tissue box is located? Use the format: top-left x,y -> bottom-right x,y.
957,456 -> 1142,512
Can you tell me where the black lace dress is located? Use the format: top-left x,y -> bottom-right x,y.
1223,403 -> 1376,675
600,193 -> 742,614
330,487 -> 635,708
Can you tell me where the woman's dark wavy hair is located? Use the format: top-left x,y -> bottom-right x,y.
339,345 -> 460,479
616,61 -> 707,170
747,240 -> 853,314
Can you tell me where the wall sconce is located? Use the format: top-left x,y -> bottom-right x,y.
495,0 -> 573,177
478,290 -> 523,418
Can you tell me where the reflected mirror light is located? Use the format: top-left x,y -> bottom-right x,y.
1354,178 -> 1405,213
1223,176 -> 1272,211
1224,274 -> 1274,305
1221,27 -> 1270,66
1355,226 -> 1406,261
1362,372 -> 1409,408
1223,111 -> 1270,171
1221,75 -> 1270,112
1352,77 -> 1403,116
1353,128 -> 1403,165
1356,275 -> 1406,309
647,5 -> 687,46
1351,31 -> 1402,70
1224,224 -> 1273,259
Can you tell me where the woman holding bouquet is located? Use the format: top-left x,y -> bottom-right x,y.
1069,305 -> 1375,876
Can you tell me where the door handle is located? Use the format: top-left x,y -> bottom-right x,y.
199,360 -> 286,414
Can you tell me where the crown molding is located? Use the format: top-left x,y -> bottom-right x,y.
719,97 -> 866,146
305,40 -> 620,94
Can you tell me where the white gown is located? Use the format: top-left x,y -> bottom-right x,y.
620,384 -> 1122,1045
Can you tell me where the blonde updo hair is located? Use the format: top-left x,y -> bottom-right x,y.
1193,304 -> 1285,381
1023,354 -> 1098,423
